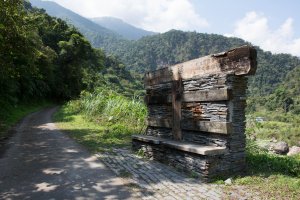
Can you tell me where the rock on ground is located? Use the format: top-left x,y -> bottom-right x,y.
287,146 -> 300,156
273,141 -> 289,155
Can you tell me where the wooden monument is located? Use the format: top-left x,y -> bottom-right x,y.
132,45 -> 257,181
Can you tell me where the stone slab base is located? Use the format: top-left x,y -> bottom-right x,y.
132,139 -> 246,182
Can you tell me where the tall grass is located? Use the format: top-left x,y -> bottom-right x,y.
65,87 -> 147,132
54,87 -> 147,151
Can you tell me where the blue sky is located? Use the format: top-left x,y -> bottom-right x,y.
49,0 -> 300,56
191,0 -> 300,37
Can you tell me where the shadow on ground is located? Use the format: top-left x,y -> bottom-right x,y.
0,107 -> 149,200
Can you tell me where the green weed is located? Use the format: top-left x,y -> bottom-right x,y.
53,88 -> 147,152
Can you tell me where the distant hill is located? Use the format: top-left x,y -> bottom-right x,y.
91,17 -> 156,40
29,0 -> 127,48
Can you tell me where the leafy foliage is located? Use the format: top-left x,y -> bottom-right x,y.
0,1 -> 141,130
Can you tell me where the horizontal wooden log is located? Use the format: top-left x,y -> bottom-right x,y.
145,89 -> 230,104
144,45 -> 257,86
147,117 -> 232,134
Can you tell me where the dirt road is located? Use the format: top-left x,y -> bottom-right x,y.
0,107 -> 135,200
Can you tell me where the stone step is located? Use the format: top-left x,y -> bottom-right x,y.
132,135 -> 228,156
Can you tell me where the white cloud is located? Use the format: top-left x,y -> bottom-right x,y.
49,0 -> 209,32
229,11 -> 300,56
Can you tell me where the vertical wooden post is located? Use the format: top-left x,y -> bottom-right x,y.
172,77 -> 182,140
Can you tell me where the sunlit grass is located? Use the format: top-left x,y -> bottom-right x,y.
53,89 -> 147,152
214,140 -> 300,199
246,111 -> 300,146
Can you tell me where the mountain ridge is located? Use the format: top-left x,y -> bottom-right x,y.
30,0 -> 118,36
91,16 -> 157,40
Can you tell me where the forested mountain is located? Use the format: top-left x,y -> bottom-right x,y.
0,0 -> 139,111
91,17 -> 156,40
29,0 -> 129,49
27,0 -> 300,113
259,65 -> 300,114
103,30 -> 300,97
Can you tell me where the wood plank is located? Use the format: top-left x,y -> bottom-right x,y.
172,79 -> 182,140
147,118 -> 172,128
144,45 -> 257,86
162,140 -> 228,155
145,95 -> 171,104
145,89 -> 230,104
132,135 -> 161,145
132,135 -> 228,155
181,120 -> 232,134
147,117 -> 232,134
182,89 -> 230,102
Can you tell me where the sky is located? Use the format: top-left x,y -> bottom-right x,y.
48,0 -> 300,57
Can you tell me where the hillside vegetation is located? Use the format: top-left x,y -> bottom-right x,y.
29,0 -> 300,105
0,1 -> 140,138
101,30 -> 300,98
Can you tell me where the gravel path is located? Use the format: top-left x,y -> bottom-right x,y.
0,107 -> 260,200
0,107 -> 137,200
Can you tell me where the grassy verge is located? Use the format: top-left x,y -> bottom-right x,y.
53,106 -> 142,152
215,140 -> 300,199
53,88 -> 147,152
242,110 -> 300,198
246,110 -> 300,146
0,101 -> 52,140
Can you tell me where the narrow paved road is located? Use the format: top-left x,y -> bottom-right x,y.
0,107 -> 135,200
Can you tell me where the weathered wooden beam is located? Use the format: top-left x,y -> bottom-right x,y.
172,79 -> 182,140
132,135 -> 228,155
147,117 -> 232,134
147,118 -> 172,128
162,139 -> 228,155
182,89 -> 230,102
145,89 -> 230,104
181,120 -> 233,134
145,95 -> 171,104
144,45 -> 257,86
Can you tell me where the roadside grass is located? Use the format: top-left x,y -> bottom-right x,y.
241,110 -> 300,198
246,110 -> 300,146
0,101 -> 52,140
53,88 -> 147,152
53,106 -> 138,152
216,140 -> 300,199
